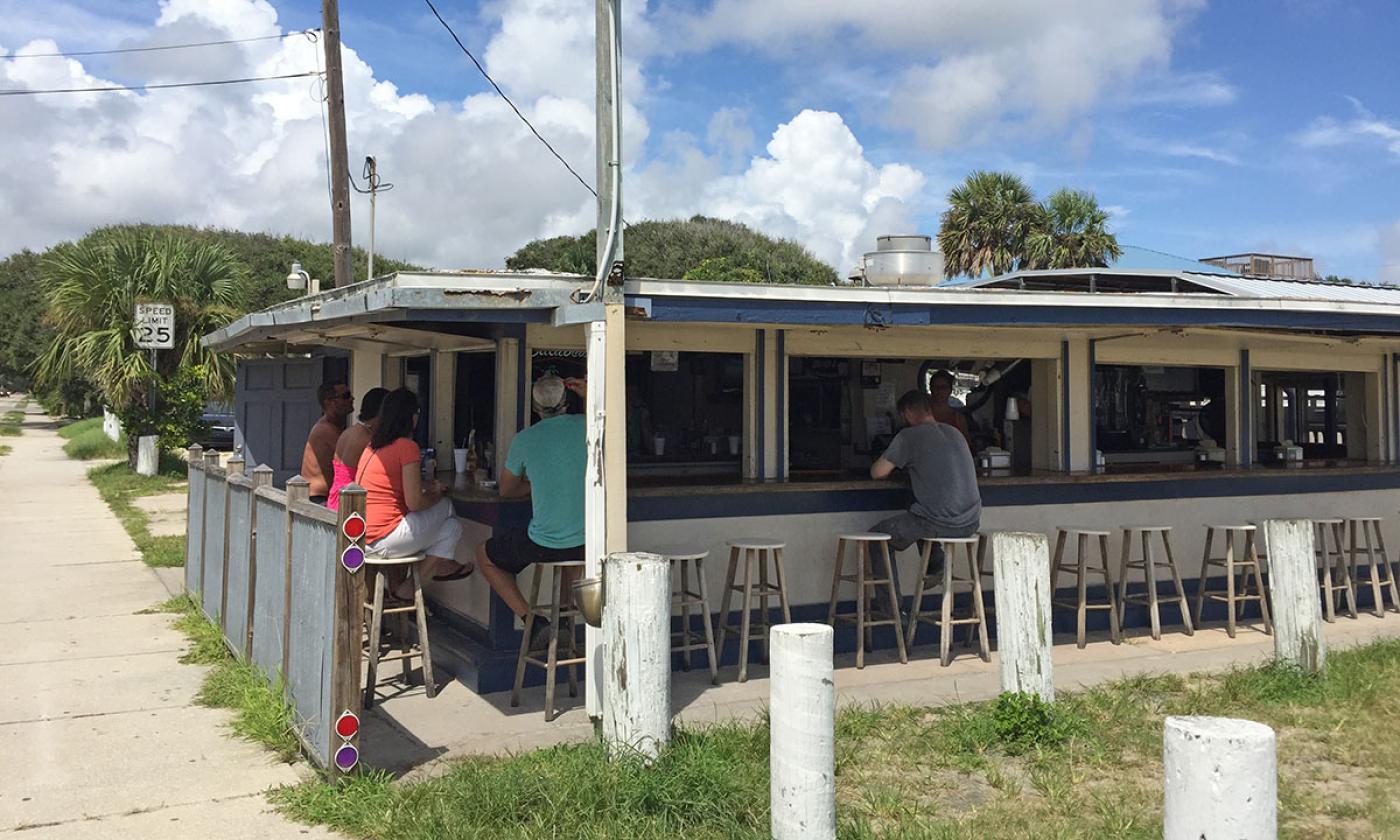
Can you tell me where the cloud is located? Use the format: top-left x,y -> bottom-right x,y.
1295,98 -> 1400,157
0,0 -> 926,277
668,0 -> 1207,150
1129,71 -> 1238,107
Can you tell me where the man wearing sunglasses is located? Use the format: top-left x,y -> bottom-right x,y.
301,380 -> 354,504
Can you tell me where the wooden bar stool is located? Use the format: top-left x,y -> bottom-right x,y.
825,533 -> 907,669
906,536 -> 988,665
1346,516 -> 1399,617
1194,525 -> 1272,638
511,560 -> 585,721
651,544 -> 720,685
1118,525 -> 1194,640
1051,527 -> 1121,648
363,553 -> 435,708
1315,518 -> 1357,621
716,538 -> 791,682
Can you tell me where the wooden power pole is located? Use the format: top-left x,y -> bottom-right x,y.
322,0 -> 353,288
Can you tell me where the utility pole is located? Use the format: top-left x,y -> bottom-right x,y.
584,0 -> 629,723
322,0 -> 353,288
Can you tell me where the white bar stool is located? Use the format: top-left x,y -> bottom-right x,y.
1194,524 -> 1272,638
1119,525 -> 1194,640
716,538 -> 791,682
825,532 -> 907,669
1051,527 -> 1121,648
362,553 -> 434,708
1314,518 -> 1357,621
511,560 -> 586,721
650,544 -> 720,685
906,535 -> 988,666
1346,516 -> 1398,617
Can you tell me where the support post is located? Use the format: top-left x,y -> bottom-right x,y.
990,532 -> 1055,701
601,551 -> 669,760
321,0 -> 353,288
1264,519 -> 1326,673
184,445 -> 204,595
245,465 -> 274,659
136,436 -> 158,476
331,484 -> 367,774
1164,716 -> 1276,839
770,623 -> 836,840
283,476 -> 310,685
219,454 -> 245,634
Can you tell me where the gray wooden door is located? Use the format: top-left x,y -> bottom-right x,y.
235,358 -> 322,486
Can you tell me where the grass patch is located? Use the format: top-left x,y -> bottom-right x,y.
0,410 -> 24,436
86,457 -> 188,567
59,416 -> 127,459
0,445 -> 10,456
160,594 -> 301,761
275,640 -> 1400,840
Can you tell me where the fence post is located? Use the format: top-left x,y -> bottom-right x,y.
331,484 -> 367,774
283,476 -> 310,685
990,531 -> 1055,701
245,465 -> 274,660
184,445 -> 204,596
219,454 -> 244,634
201,450 -> 222,616
770,623 -> 836,840
1164,716 -> 1276,839
602,551 -> 671,761
1263,519 -> 1326,674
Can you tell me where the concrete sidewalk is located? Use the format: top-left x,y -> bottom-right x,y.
0,401 -> 336,839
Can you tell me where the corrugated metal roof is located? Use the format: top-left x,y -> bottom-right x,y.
1183,272 -> 1400,304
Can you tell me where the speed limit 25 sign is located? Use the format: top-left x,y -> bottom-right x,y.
134,303 -> 175,350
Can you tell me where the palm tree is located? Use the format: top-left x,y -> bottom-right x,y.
1026,189 -> 1123,269
35,229 -> 247,462
937,171 -> 1044,277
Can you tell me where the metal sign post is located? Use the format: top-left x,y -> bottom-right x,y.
134,303 -> 176,470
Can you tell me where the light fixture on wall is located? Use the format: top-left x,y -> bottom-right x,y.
286,262 -> 320,296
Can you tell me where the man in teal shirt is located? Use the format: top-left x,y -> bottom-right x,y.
475,374 -> 587,620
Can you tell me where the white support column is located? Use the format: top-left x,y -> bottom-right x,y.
431,350 -> 456,457
601,551 -> 670,760
1164,716 -> 1276,840
1264,519 -> 1326,673
770,623 -> 836,840
1064,338 -> 1093,472
990,531 -> 1055,701
349,347 -> 382,403
584,318 -> 608,719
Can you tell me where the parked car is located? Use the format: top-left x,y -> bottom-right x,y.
199,411 -> 236,451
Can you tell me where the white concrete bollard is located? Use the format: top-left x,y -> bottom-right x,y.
770,623 -> 836,840
601,551 -> 671,761
990,532 -> 1055,701
1264,519 -> 1326,674
136,435 -> 158,476
1164,716 -> 1277,840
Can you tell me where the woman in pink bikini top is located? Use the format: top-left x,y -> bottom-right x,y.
327,387 -> 389,510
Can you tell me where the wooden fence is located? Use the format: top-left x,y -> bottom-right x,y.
183,445 -> 367,774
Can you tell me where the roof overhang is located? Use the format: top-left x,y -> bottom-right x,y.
204,270 -> 1400,354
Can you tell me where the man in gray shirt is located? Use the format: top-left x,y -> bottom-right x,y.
869,390 -> 982,556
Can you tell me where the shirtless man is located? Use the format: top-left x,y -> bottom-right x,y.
301,380 -> 353,503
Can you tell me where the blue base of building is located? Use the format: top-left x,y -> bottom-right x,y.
428,567 -> 1395,695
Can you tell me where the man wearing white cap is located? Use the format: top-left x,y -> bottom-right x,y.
474,374 -> 587,631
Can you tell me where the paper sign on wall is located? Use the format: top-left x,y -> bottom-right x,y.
650,350 -> 679,372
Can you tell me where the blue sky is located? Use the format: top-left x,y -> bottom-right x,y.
2,0 -> 1398,280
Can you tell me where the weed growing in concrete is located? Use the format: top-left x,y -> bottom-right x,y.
58,416 -> 125,459
86,459 -> 187,567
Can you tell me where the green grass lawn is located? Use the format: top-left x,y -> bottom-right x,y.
273,640 -> 1400,840
87,456 -> 188,567
147,596 -> 301,761
0,409 -> 24,436
58,416 -> 127,459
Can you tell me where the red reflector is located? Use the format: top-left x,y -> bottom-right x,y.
343,514 -> 366,540
335,711 -> 359,740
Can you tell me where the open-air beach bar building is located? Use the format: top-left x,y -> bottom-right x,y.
202,240 -> 1400,697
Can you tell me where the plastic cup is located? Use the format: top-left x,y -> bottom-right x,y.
453,448 -> 469,473
653,435 -> 666,457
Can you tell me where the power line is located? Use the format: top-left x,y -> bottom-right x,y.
0,71 -> 321,97
422,0 -> 598,200
0,30 -> 319,60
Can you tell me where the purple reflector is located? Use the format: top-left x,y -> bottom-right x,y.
334,744 -> 359,772
341,546 -> 365,572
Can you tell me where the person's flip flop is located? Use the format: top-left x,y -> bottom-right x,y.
433,562 -> 474,582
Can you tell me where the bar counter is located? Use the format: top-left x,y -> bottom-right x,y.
445,461 -> 1400,528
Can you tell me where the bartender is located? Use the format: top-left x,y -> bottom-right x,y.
927,369 -> 971,448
